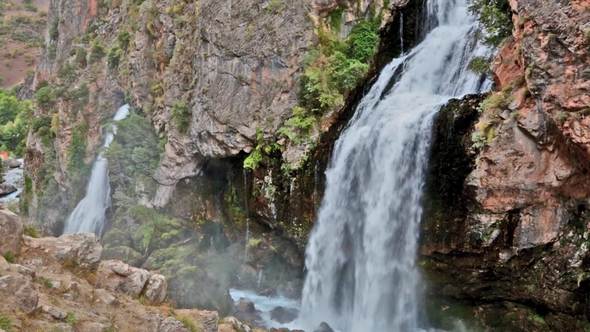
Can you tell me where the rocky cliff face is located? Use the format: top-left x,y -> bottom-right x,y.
23,0 -> 418,313
22,0 -> 590,328
421,0 -> 590,330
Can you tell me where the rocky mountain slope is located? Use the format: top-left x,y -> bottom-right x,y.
0,0 -> 48,88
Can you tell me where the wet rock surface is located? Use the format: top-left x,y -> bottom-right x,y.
270,306 -> 298,324
233,298 -> 263,326
421,0 -> 590,327
313,322 -> 335,332
0,183 -> 17,196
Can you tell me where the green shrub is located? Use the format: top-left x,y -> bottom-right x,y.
469,0 -> 513,46
468,56 -> 490,74
0,90 -> 32,155
265,0 -> 284,13
277,106 -> 315,143
107,46 -> 122,69
74,47 -> 88,68
3,251 -> 15,263
106,111 -> 162,203
328,6 -> 345,32
117,31 -> 131,50
24,225 -> 39,238
331,51 -> 370,91
89,41 -> 105,63
67,123 -> 88,172
128,205 -> 183,253
172,102 -> 190,134
38,276 -> 53,288
178,316 -> 199,332
65,312 -> 77,325
299,18 -> 379,115
31,115 -> 51,132
67,84 -> 90,111
49,18 -> 59,41
243,129 -> 280,170
480,91 -> 512,112
348,19 -> 380,62
0,89 -> 28,123
0,314 -> 12,331
471,131 -> 487,149
35,86 -> 56,109
58,63 -> 77,83
243,149 -> 263,170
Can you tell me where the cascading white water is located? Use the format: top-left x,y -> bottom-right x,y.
299,0 -> 492,331
63,104 -> 131,236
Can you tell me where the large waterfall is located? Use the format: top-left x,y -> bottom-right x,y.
299,0 -> 491,330
63,104 -> 130,236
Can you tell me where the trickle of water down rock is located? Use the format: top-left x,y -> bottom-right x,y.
299,0 -> 492,331
63,104 -> 130,236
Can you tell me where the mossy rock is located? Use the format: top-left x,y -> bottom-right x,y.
102,228 -> 133,248
102,245 -> 144,266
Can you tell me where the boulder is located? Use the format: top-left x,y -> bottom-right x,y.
0,274 -> 38,314
41,305 -> 67,320
145,274 -> 168,305
219,317 -> 252,332
158,317 -> 189,332
236,298 -> 256,315
314,322 -> 335,332
4,159 -> 22,168
96,260 -> 167,304
24,233 -> 102,269
96,260 -> 149,297
234,298 -> 262,325
174,309 -> 218,332
94,288 -> 119,306
0,209 -> 23,257
0,183 -> 17,196
270,306 -> 298,323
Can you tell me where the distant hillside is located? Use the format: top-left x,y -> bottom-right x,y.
0,0 -> 48,88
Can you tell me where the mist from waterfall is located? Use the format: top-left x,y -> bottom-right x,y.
298,0 -> 492,330
63,104 -> 130,236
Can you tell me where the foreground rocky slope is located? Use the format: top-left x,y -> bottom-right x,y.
0,208 -> 258,332
421,0 -> 590,330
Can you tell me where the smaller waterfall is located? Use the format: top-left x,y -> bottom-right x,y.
63,104 -> 130,236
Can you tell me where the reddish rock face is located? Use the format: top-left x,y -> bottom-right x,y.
469,0 -> 590,250
421,0 -> 590,328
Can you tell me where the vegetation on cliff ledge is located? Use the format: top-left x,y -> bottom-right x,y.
0,89 -> 32,155
469,0 -> 513,46
244,14 -> 382,170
